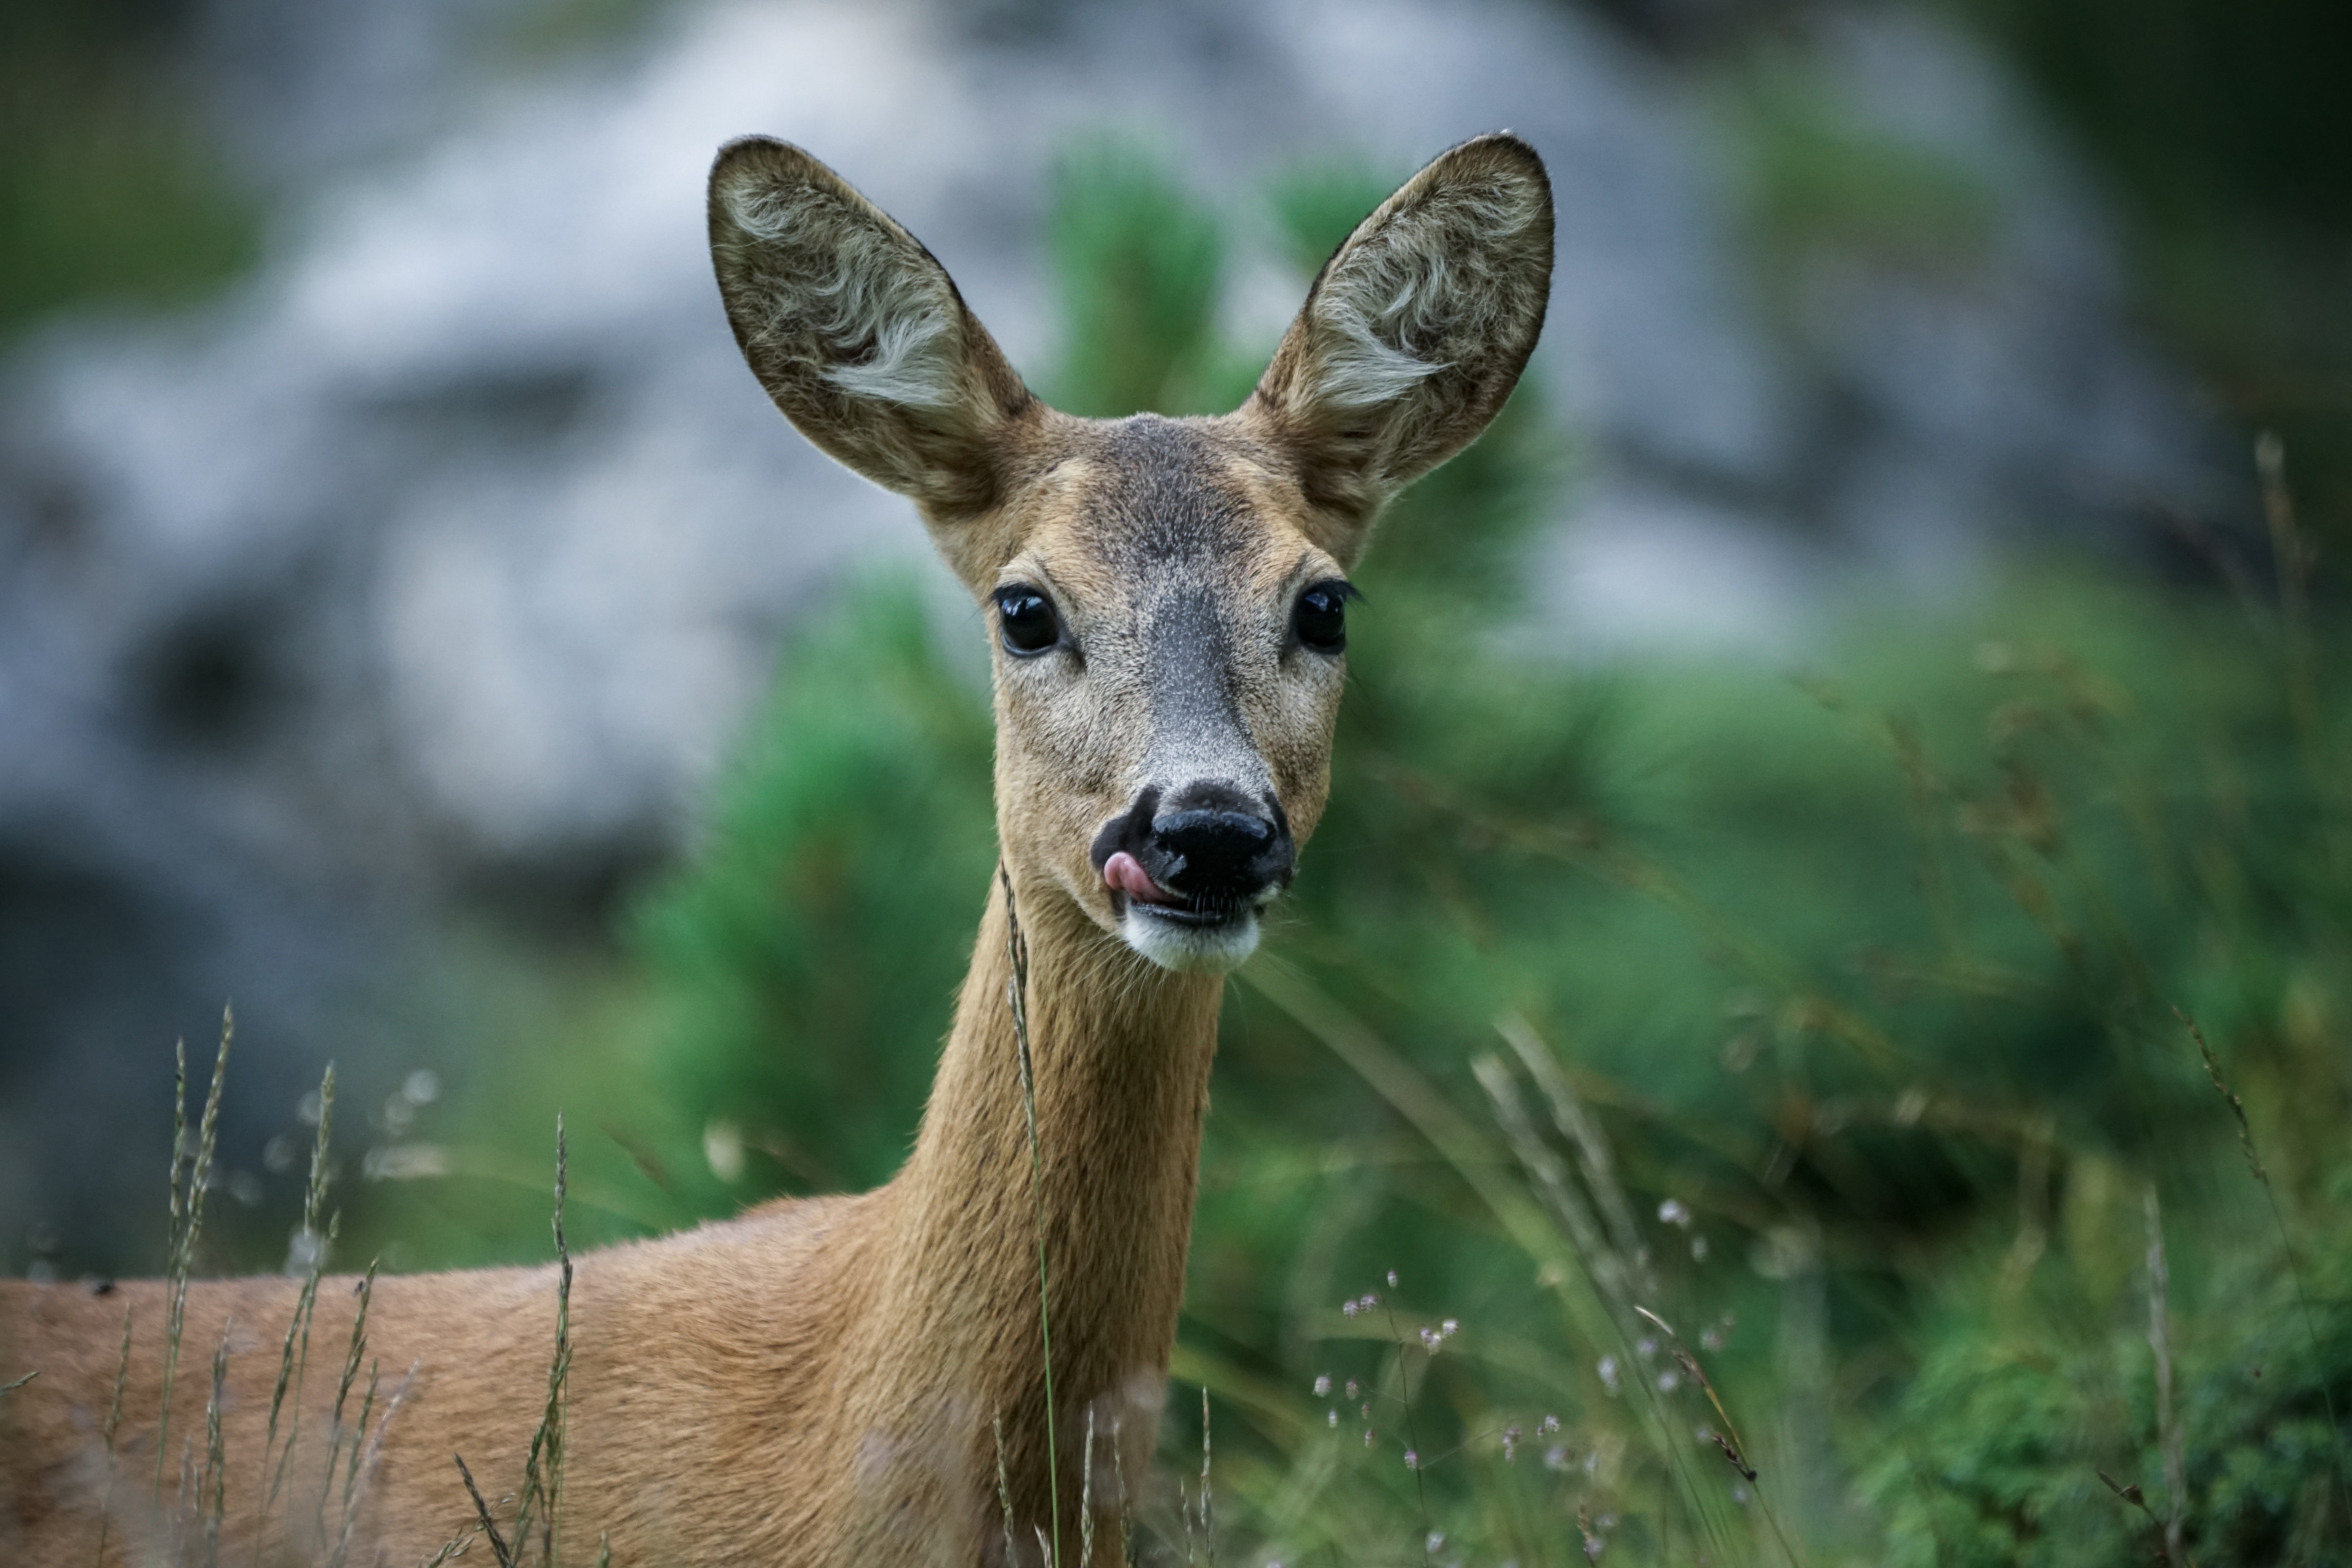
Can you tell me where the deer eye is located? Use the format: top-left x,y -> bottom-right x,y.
995,586 -> 1061,656
1293,580 -> 1354,653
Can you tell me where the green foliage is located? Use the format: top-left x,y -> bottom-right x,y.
1870,1203 -> 2352,1565
629,584 -> 995,1195
0,1 -> 260,335
1263,163 -> 1402,277
1044,139 -> 1235,417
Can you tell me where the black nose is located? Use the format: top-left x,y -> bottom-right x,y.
1153,809 -> 1278,899
1146,782 -> 1295,910
1092,784 -> 1296,913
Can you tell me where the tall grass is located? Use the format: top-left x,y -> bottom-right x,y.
21,1030 -> 590,1568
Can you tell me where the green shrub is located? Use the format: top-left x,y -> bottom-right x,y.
630,584 -> 995,1196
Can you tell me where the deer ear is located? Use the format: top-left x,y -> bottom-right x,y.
708,138 -> 1033,517
1247,134 -> 1553,544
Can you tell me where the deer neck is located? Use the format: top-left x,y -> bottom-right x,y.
844,866 -> 1221,1514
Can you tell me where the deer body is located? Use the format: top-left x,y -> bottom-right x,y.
3,133 -> 1552,1566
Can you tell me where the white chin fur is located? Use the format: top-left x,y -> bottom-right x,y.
1119,907 -> 1262,974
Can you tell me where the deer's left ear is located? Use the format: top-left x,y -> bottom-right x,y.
1245,134 -> 1553,554
709,137 -> 1034,521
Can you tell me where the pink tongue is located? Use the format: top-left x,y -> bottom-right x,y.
1104,851 -> 1175,906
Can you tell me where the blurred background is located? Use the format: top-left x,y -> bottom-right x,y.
2,0 -> 2348,1560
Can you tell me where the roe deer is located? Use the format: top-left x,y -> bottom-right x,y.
1,132 -> 1552,1566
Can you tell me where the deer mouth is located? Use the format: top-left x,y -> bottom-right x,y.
1101,846 -> 1270,971
1103,850 -> 1241,926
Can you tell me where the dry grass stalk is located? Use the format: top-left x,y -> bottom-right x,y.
258,1063 -> 338,1559
1496,1014 -> 1650,1290
2143,1186 -> 2189,1566
1633,1305 -> 1804,1568
333,1360 -> 380,1560
202,1323 -> 232,1568
178,1433 -> 198,1556
315,1259 -> 378,1548
1002,867 -> 1063,1568
419,1517 -> 487,1568
1198,1386 -> 1214,1568
157,1011 -> 234,1528
2178,1007 -> 2352,1532
454,1451 -> 514,1567
2181,1010 -> 2263,1181
1477,1040 -> 1737,1550
0,1368 -> 34,1397
1112,1414 -> 1132,1568
995,1415 -> 1019,1566
1080,1405 -> 1096,1568
93,1301 -> 135,1559
2099,1468 -> 2192,1566
328,1361 -> 416,1568
508,1118 -> 574,1567
1363,1294 -> 1433,1554
1475,1053 -> 1621,1315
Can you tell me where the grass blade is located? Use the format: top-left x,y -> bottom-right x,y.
1003,868 -> 1063,1568
156,1011 -> 232,1529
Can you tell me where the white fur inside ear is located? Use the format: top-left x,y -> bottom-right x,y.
722,180 -> 959,409
1307,177 -> 1544,410
1312,267 -> 1448,408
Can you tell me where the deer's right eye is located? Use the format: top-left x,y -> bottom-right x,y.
995,586 -> 1062,656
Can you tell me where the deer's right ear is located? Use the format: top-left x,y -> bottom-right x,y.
708,138 -> 1033,518
1246,134 -> 1553,556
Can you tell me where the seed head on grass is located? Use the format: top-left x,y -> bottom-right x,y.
455,1451 -> 515,1568
317,1262 -> 377,1552
260,1063 -> 338,1560
91,1302 -> 134,1559
1628,1305 -> 1800,1567
178,1433 -> 198,1557
2179,1009 -> 2263,1180
2099,1468 -> 2194,1567
202,1321 -> 232,1568
338,1360 -> 380,1541
328,1360 -> 415,1568
157,1010 -> 233,1528
419,1519 -> 487,1568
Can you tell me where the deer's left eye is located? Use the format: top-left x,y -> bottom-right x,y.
1294,581 -> 1354,653
995,586 -> 1062,655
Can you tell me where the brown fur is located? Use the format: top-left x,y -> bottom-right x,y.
2,134 -> 1551,1566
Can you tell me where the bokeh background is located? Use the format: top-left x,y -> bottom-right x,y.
4,0 -> 2348,1561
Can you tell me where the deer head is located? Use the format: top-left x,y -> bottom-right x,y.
709,135 -> 1551,973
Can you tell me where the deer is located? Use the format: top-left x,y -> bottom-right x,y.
1,131 -> 1552,1566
